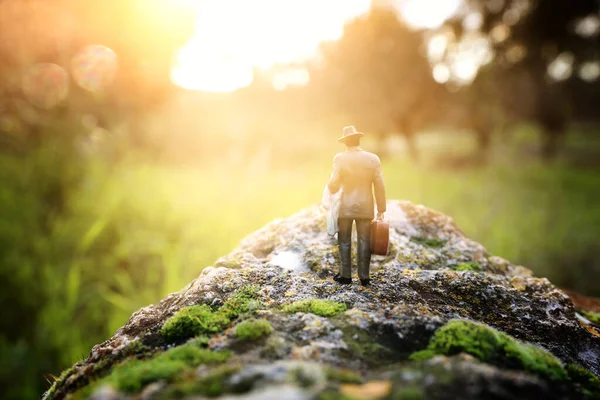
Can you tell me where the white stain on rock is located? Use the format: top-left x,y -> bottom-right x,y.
386,201 -> 419,236
269,251 -> 307,273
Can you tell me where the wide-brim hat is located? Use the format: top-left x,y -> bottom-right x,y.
338,125 -> 364,143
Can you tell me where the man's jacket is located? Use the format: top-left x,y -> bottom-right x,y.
327,147 -> 386,220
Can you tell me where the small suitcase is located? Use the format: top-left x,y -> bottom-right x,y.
370,219 -> 390,256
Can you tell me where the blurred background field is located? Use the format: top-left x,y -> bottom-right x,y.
0,0 -> 599,398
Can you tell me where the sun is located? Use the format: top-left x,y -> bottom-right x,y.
170,0 -> 463,92
170,0 -> 371,92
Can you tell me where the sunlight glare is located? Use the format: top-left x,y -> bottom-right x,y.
171,0 -> 371,92
272,68 -> 310,91
393,0 -> 462,30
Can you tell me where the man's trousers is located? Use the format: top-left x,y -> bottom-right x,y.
338,218 -> 372,280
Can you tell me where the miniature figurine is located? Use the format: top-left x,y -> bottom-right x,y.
327,126 -> 386,286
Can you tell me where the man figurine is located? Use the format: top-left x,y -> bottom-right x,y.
327,126 -> 386,286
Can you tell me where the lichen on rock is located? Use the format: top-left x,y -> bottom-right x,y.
44,200 -> 600,400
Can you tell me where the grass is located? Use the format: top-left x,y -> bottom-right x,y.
410,319 -> 567,381
283,299 -> 347,317
78,129 -> 600,334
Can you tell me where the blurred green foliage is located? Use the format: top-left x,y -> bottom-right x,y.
0,123 -> 599,399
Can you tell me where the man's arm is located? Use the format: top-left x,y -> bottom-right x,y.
373,159 -> 386,217
327,155 -> 342,194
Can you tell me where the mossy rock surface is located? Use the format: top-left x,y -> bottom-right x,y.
234,318 -> 273,341
450,261 -> 483,272
283,299 -> 347,317
44,201 -> 600,400
410,319 -> 567,381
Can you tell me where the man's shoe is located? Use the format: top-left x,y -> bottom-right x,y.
360,278 -> 371,286
333,273 -> 352,285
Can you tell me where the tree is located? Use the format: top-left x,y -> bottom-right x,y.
458,0 -> 600,158
312,8 -> 434,160
312,8 -> 502,162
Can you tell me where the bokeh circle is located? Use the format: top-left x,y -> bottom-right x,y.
71,45 -> 118,92
21,63 -> 69,109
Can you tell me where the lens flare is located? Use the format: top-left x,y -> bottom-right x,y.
432,64 -> 450,83
71,45 -> 118,92
547,52 -> 574,81
579,62 -> 600,82
21,63 -> 69,109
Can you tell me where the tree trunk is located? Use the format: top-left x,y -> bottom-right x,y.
403,129 -> 419,163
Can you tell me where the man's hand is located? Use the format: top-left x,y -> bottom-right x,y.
376,212 -> 384,221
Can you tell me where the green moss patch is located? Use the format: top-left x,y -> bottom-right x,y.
283,299 -> 347,317
316,390 -> 356,400
105,344 -> 229,393
161,285 -> 261,344
450,262 -> 483,272
122,340 -> 150,356
389,386 -> 425,400
410,319 -> 567,381
324,367 -> 362,384
45,366 -> 75,399
234,319 -> 273,341
567,365 -> 600,399
341,325 -> 394,364
91,340 -> 151,376
411,236 -> 447,249
161,305 -> 230,343
76,343 -> 230,397
158,365 -> 241,399
220,285 -> 261,319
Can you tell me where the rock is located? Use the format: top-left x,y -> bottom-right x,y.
44,200 -> 600,400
